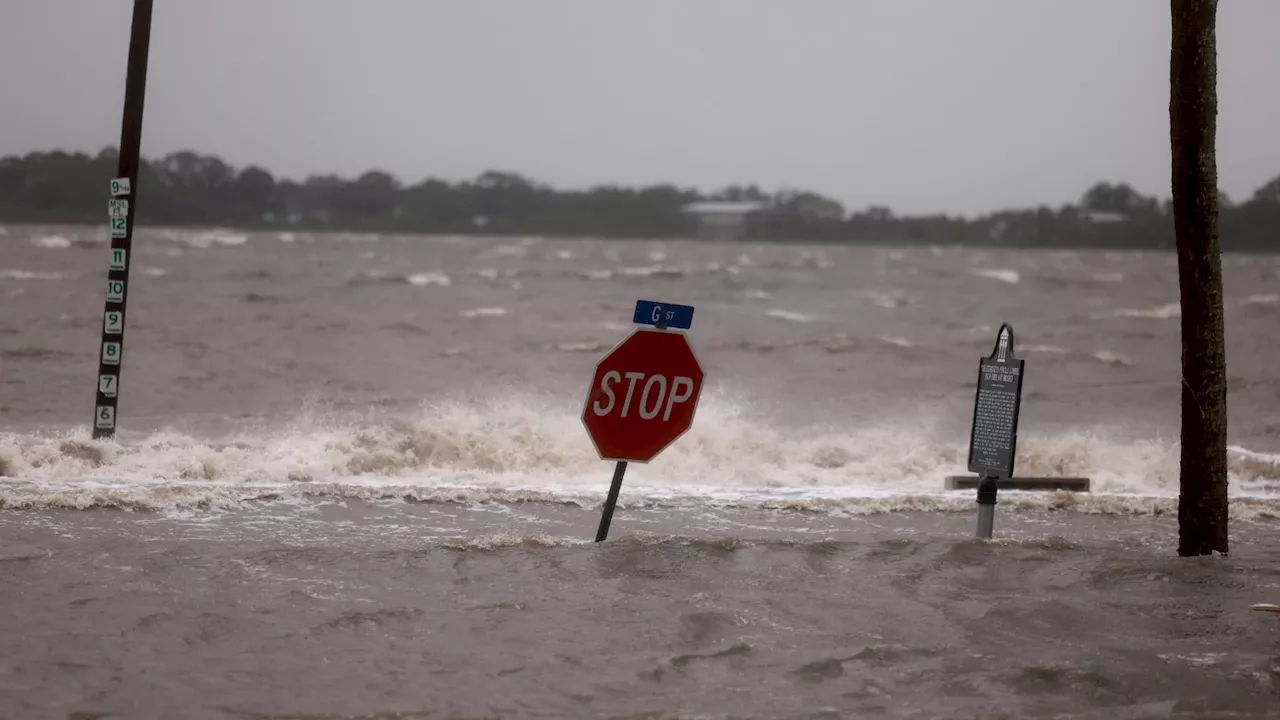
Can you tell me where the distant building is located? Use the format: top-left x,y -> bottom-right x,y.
681,200 -> 768,240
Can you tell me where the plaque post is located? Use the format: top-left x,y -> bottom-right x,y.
965,323 -> 1026,540
976,474 -> 998,539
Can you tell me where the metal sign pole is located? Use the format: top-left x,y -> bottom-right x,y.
92,0 -> 154,440
594,461 -> 629,542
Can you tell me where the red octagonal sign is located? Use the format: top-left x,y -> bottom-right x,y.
581,328 -> 705,463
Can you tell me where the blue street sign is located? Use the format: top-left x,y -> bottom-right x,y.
633,300 -> 695,330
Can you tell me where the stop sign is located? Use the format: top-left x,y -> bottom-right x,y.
581,328 -> 705,463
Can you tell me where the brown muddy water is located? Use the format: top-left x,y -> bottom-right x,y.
2,224 -> 1280,718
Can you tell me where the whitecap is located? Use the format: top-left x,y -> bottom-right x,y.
31,235 -> 72,249
860,291 -> 908,309
183,230 -> 249,248
1093,350 -> 1133,366
619,265 -> 685,278
1093,303 -> 1180,320
765,309 -> 816,324
554,341 -> 607,353
1021,344 -> 1070,354
407,272 -> 451,288
795,251 -> 833,269
969,268 -> 1020,284
460,307 -> 509,319
487,245 -> 526,258
1243,294 -> 1279,306
876,335 -> 914,348
0,269 -> 65,280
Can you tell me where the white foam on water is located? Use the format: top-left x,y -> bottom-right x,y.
554,341 -> 607,353
1022,344 -> 1070,354
876,335 -> 914,348
407,272 -> 451,287
1092,350 -> 1134,366
578,269 -> 613,281
180,230 -> 250,248
485,244 -> 527,258
0,226 -> 7,237
553,250 -> 575,261
618,265 -> 685,278
1094,303 -> 1181,320
969,268 -> 1020,284
460,307 -> 509,319
276,232 -> 297,243
3,393 -> 1277,517
31,235 -> 71,249
1243,294 -> 1279,305
744,290 -> 772,301
141,267 -> 166,277
795,251 -> 833,269
330,232 -> 381,244
1091,272 -> 1125,283
859,291 -> 909,309
475,268 -> 500,280
764,309 -> 817,324
0,269 -> 66,280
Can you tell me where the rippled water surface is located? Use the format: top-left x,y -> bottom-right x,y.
2,224 -> 1279,717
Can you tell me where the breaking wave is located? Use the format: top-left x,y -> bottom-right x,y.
1,394 -> 1277,515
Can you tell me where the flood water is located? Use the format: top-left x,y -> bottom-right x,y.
2,224 -> 1279,718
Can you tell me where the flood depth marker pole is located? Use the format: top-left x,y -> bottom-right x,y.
92,0 -> 154,440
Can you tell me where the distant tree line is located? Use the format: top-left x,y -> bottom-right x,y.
2,147 -> 1279,251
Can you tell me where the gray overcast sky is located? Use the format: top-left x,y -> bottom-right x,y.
3,1 -> 1278,216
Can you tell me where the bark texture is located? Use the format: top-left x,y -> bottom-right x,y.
1170,0 -> 1228,556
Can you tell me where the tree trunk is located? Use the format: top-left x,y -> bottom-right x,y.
1170,0 -> 1228,556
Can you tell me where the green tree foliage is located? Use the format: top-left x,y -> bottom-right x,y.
1,148 -> 1279,250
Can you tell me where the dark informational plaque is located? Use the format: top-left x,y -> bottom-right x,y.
966,323 -> 1025,478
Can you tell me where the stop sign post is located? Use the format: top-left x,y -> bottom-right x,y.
583,300 -> 704,541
